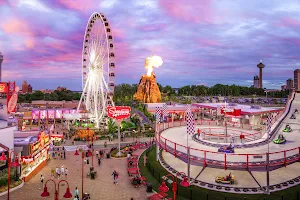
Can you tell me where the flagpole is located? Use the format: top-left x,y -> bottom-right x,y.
224,101 -> 228,143
266,114 -> 270,194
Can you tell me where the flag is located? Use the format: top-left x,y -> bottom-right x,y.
162,103 -> 168,118
186,104 -> 195,135
266,113 -> 275,136
156,106 -> 161,124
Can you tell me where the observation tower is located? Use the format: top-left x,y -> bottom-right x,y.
257,60 -> 265,88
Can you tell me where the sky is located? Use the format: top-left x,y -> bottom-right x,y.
1,0 -> 300,90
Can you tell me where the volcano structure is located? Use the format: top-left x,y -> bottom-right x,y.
133,73 -> 161,103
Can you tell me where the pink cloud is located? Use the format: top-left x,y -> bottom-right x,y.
197,38 -> 221,47
1,17 -> 36,49
57,0 -> 95,12
158,0 -> 215,24
278,17 -> 300,27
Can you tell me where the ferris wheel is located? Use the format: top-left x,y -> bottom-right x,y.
77,12 -> 116,128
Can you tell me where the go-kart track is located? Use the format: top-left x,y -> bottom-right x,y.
157,92 -> 300,193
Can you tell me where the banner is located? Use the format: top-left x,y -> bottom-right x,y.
107,106 -> 131,120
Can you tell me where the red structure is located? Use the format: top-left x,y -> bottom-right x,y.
41,179 -> 72,200
0,150 -> 20,200
0,81 -> 17,113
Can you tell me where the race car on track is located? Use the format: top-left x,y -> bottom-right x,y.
215,173 -> 235,184
273,134 -> 286,144
218,144 -> 234,153
283,124 -> 292,132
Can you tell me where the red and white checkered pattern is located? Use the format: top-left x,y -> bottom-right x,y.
156,106 -> 161,124
186,105 -> 194,135
267,113 -> 276,134
162,103 -> 168,117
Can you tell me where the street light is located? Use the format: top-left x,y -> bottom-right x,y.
158,172 -> 190,200
41,179 -> 72,200
0,151 -> 20,200
74,150 -> 85,199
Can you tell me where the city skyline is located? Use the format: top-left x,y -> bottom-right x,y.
1,0 -> 300,90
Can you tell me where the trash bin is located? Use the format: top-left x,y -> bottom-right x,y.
106,153 -> 110,159
146,182 -> 152,193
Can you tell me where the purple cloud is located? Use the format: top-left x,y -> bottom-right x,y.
0,0 -> 300,90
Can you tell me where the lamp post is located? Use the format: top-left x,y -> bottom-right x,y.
0,150 -> 21,200
159,172 -> 190,200
74,149 -> 85,199
87,128 -> 94,168
41,179 -> 72,200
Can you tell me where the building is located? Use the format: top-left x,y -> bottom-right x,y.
57,86 -> 67,91
0,52 -> 3,82
286,78 -> 294,90
294,69 -> 300,91
257,60 -> 265,88
40,89 -> 54,94
22,81 -> 33,93
281,85 -> 287,91
253,75 -> 260,88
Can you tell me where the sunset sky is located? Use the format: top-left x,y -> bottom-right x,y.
1,0 -> 300,90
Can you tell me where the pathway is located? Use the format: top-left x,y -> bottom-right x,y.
3,150 -> 148,200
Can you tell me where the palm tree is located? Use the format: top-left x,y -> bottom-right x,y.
107,119 -> 118,138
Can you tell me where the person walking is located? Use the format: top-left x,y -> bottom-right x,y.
112,170 -> 119,185
57,167 -> 61,180
65,168 -> 68,179
61,166 -> 65,178
40,175 -> 44,189
74,187 -> 79,199
51,168 -> 55,178
63,150 -> 66,159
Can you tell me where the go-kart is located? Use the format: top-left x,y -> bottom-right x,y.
283,125 -> 292,132
215,174 -> 235,184
290,114 -> 296,119
218,144 -> 234,153
273,134 -> 286,144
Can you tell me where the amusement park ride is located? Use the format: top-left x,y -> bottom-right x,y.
77,12 -> 116,128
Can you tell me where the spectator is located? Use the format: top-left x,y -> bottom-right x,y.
65,168 -> 68,178
112,170 -> 119,185
40,175 -> 44,189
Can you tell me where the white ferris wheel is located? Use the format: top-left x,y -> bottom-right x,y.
77,12 -> 116,128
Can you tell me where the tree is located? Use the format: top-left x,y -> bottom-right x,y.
107,119 -> 118,135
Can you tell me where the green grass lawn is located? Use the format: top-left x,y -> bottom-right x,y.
138,146 -> 300,200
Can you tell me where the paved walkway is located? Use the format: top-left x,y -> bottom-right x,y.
3,149 -> 149,200
162,151 -> 300,188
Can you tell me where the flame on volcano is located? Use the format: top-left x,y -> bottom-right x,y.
145,55 -> 163,77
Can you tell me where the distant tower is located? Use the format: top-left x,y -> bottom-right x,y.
0,52 -> 3,82
257,60 -> 265,88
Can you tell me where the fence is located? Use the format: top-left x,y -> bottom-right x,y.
144,147 -> 300,200
154,92 -> 298,170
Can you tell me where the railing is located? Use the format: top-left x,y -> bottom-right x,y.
156,120 -> 300,170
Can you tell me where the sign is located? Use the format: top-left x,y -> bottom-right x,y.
0,83 -> 7,93
107,106 -> 131,120
7,93 -> 18,112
